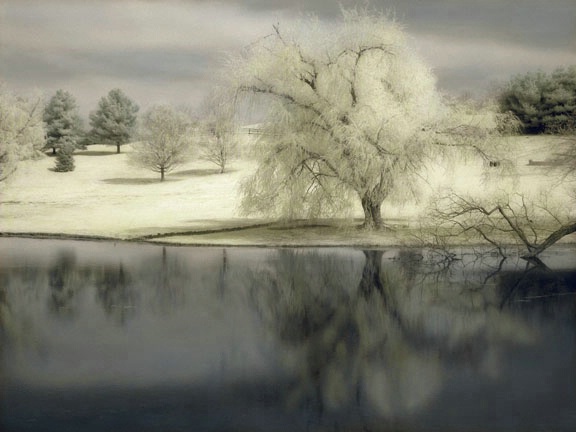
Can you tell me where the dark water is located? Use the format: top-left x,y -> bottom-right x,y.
1,238 -> 575,432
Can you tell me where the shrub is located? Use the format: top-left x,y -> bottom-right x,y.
54,143 -> 75,172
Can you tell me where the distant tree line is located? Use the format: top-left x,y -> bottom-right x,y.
40,88 -> 141,172
1,82 -> 239,181
498,66 -> 576,134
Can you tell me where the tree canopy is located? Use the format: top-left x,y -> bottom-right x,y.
229,10 -> 473,229
88,88 -> 139,153
44,89 -> 84,154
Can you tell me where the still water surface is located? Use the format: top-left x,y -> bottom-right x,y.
1,238 -> 575,431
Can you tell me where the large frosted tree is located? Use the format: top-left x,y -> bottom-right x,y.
130,105 -> 192,181
231,10 -> 449,229
0,84 -> 45,182
43,90 -> 84,154
88,88 -> 139,153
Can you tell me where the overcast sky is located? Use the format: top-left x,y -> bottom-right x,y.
1,0 -> 575,117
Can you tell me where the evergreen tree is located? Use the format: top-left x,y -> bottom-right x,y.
43,90 -> 84,154
498,67 -> 576,134
54,141 -> 75,172
544,67 -> 576,132
88,89 -> 139,153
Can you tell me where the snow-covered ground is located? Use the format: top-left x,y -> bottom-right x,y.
0,145 -> 258,238
0,137 -> 572,245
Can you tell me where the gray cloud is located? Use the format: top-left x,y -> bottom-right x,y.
188,0 -> 576,47
1,0 -> 574,116
398,0 -> 576,50
1,47 -> 210,83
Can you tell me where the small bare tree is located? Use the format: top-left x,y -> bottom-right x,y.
130,105 -> 192,181
196,90 -> 238,174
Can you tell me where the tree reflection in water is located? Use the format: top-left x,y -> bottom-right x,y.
47,251 -> 81,319
0,240 -> 575,431
94,247 -> 194,323
138,246 -> 190,315
248,248 -> 539,420
95,263 -> 136,325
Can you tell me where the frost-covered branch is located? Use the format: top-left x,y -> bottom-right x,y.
229,10 -> 448,228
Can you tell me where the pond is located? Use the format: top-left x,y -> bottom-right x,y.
1,238 -> 575,432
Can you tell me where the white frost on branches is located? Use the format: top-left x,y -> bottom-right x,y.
227,10 -> 495,228
130,105 -> 193,181
0,84 -> 45,182
196,90 -> 239,174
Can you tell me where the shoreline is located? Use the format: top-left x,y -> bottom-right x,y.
3,222 -> 576,249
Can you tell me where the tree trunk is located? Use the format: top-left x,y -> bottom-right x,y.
358,250 -> 384,297
160,167 -> 165,182
522,221 -> 576,258
357,249 -> 406,331
52,147 -> 56,155
219,145 -> 225,174
360,195 -> 384,229
116,143 -> 121,154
